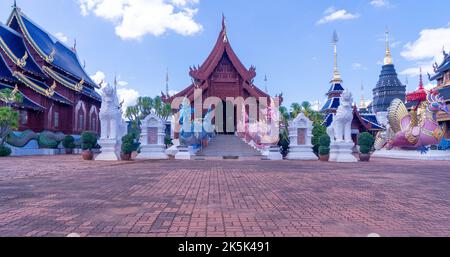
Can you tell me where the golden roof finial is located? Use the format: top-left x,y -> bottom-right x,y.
360,82 -> 366,109
331,30 -> 342,83
384,27 -> 393,65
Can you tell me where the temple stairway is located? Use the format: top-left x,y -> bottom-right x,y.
196,134 -> 262,158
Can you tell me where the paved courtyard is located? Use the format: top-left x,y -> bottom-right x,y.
0,155 -> 450,237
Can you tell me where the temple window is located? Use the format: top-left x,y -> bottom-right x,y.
54,112 -> 59,129
78,114 -> 85,131
91,117 -> 96,131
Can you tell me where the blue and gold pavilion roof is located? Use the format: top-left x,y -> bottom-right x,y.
327,83 -> 344,95
0,52 -> 16,82
320,97 -> 340,112
7,8 -> 98,89
360,113 -> 384,130
0,23 -> 44,77
429,51 -> 450,81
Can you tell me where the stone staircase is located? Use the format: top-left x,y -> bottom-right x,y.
196,134 -> 262,158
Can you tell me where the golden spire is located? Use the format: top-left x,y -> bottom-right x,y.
331,30 -> 342,83
384,28 -> 393,65
360,82 -> 366,109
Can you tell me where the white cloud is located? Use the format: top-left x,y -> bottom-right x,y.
424,82 -> 437,90
401,25 -> 450,62
78,0 -> 203,40
117,88 -> 140,110
352,63 -> 367,70
54,32 -> 69,43
400,65 -> 434,77
117,81 -> 129,87
168,90 -> 179,96
317,8 -> 360,25
370,0 -> 392,8
91,71 -> 107,85
400,24 -> 450,78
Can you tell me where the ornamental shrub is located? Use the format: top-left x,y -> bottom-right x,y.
319,134 -> 331,148
121,133 -> 140,154
318,134 -> 331,156
81,132 -> 97,151
62,135 -> 76,149
318,146 -> 330,156
358,132 -> 375,154
0,145 -> 12,157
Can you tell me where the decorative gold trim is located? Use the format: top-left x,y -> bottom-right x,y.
45,48 -> 55,63
42,66 -> 83,92
75,78 -> 84,92
45,81 -> 56,97
13,71 -> 48,96
0,36 -> 27,68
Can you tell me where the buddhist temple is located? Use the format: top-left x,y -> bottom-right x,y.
163,16 -> 275,134
0,3 -> 101,135
372,29 -> 406,114
428,47 -> 450,138
320,31 -> 383,141
321,31 -> 345,127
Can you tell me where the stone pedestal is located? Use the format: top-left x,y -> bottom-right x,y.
287,145 -> 318,160
373,149 -> 450,160
329,142 -> 357,163
267,145 -> 283,160
175,145 -> 191,160
287,113 -> 317,161
136,113 -> 168,160
96,139 -> 120,161
137,145 -> 168,160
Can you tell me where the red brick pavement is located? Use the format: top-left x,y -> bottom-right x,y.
0,155 -> 449,237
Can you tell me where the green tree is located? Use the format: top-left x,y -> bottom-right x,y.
0,87 -> 23,107
0,107 -> 19,147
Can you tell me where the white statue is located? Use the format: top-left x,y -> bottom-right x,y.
327,89 -> 354,143
327,89 -> 357,163
96,84 -> 127,161
99,84 -> 127,140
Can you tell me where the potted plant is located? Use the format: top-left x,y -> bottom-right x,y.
0,145 -> 12,157
358,132 -> 375,162
62,135 -> 76,154
81,132 -> 97,160
318,134 -> 331,161
121,133 -> 139,161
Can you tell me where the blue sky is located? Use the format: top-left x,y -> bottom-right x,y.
1,0 -> 450,109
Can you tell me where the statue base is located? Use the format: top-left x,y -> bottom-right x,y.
175,145 -> 191,160
373,149 -> 450,160
96,139 -> 121,161
287,145 -> 318,160
136,145 -> 168,160
329,141 -> 357,163
267,145 -> 283,160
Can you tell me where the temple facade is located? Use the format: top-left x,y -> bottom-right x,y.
429,49 -> 450,138
0,4 -> 101,135
163,16 -> 275,134
372,30 -> 406,114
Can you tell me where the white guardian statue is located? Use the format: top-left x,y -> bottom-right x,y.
327,89 -> 354,143
96,83 -> 127,161
327,89 -> 357,162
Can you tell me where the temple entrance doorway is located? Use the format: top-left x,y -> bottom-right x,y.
216,101 -> 236,135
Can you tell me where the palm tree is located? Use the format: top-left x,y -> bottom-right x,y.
300,101 -> 312,117
291,102 -> 301,118
0,87 -> 23,107
137,97 -> 153,119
